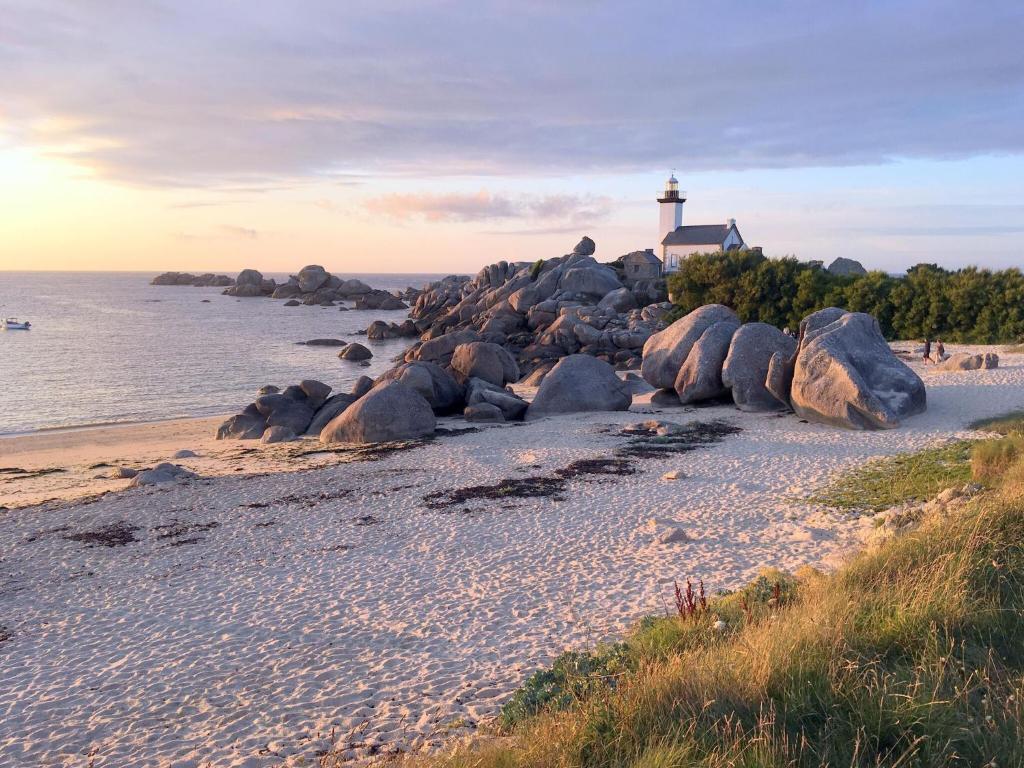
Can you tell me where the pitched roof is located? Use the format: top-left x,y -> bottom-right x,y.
622,249 -> 661,265
661,224 -> 732,246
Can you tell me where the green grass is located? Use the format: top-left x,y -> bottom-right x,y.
394,435 -> 1024,768
806,441 -> 974,512
971,409 -> 1024,435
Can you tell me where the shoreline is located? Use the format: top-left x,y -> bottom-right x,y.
0,412 -> 232,441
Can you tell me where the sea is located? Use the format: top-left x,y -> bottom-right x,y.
0,271 -> 449,435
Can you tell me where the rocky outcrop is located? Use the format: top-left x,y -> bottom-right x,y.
790,312 -> 926,429
225,268 -> 275,297
722,323 -> 798,411
407,239 -> 672,381
525,355 -> 631,420
151,272 -> 234,287
826,257 -> 867,276
320,382 -> 436,444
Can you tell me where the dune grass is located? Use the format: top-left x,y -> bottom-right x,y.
806,441 -> 974,512
1002,344 -> 1024,354
971,410 -> 1024,435
409,441 -> 1024,768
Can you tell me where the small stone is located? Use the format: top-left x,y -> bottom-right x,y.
662,470 -> 684,481
172,449 -> 198,459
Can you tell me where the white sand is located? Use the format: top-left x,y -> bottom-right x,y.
2,346 -> 1023,767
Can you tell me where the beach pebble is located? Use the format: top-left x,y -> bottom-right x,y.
644,517 -> 693,544
172,449 -> 198,459
661,469 -> 684,481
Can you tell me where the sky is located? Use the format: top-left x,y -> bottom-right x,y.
0,0 -> 1022,274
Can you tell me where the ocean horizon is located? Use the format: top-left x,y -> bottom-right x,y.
0,271 -> 447,435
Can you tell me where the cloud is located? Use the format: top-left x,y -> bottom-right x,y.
363,190 -> 612,225
220,225 -> 258,240
2,1 -> 1023,186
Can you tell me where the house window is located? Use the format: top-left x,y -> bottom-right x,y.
633,265 -> 639,273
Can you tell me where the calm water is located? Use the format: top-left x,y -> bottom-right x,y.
0,272 -> 446,435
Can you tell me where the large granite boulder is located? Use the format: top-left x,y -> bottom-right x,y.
598,287 -> 639,314
305,393 -> 358,436
674,318 -> 740,403
526,354 -> 631,420
451,342 -> 520,387
464,402 -> 505,423
376,361 -> 464,414
299,379 -> 332,409
261,425 -> 297,443
641,304 -> 739,390
216,405 -> 267,440
320,381 -> 436,444
297,265 -> 330,293
130,462 -> 198,487
255,392 -> 315,434
936,352 -> 999,371
790,312 -> 926,429
559,265 -> 622,296
573,236 -> 596,256
409,329 -> 482,367
722,323 -> 798,411
465,377 -> 528,421
826,257 -> 867,276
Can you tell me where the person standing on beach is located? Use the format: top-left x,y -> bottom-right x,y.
936,339 -> 945,361
923,338 -> 932,364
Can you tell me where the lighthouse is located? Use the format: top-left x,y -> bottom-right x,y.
657,174 -> 685,248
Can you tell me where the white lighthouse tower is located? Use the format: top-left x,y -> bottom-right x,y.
657,174 -> 685,251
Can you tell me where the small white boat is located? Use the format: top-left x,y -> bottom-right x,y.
1,318 -> 31,330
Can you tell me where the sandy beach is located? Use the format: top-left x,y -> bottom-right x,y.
2,347 -> 1023,767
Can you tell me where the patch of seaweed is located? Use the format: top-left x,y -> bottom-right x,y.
63,521 -> 140,548
153,520 -> 221,540
296,439 -> 427,462
616,420 -> 741,459
555,458 -> 636,478
0,625 -> 12,643
423,476 -> 567,509
353,515 -> 383,526
167,537 -> 204,547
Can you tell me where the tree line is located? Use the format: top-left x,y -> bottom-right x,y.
665,250 -> 1024,343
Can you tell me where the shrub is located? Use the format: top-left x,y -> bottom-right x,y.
666,251 -> 1024,343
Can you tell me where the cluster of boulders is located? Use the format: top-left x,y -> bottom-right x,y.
222,266 -> 411,310
642,304 -> 927,429
217,342 -> 634,444
151,272 -> 234,287
936,352 -> 999,371
217,377 -> 376,443
405,237 -> 670,379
